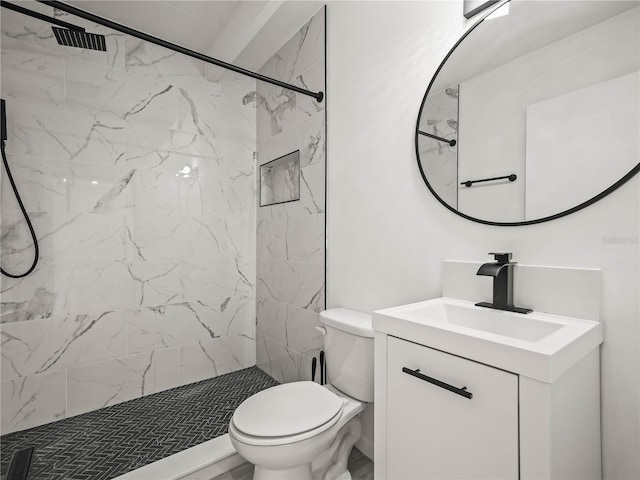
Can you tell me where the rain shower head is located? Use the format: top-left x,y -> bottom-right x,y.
52,26 -> 106,51
0,1 -> 106,52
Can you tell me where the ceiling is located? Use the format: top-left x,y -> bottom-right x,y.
67,0 -> 323,72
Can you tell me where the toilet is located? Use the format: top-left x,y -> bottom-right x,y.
229,308 -> 374,480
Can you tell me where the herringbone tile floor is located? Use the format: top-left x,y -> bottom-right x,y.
1,367 -> 278,480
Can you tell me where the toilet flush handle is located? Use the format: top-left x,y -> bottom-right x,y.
315,326 -> 327,335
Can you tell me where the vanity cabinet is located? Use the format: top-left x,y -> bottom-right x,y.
374,322 -> 602,480
386,337 -> 518,479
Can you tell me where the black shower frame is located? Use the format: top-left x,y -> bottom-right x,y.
415,0 -> 640,227
6,0 -> 325,103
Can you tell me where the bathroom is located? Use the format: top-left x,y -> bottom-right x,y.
1,0 -> 638,479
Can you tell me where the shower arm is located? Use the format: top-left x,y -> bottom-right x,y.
36,0 -> 325,103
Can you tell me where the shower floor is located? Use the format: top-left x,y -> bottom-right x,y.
0,367 -> 278,480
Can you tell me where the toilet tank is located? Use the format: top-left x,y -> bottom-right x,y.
320,308 -> 374,402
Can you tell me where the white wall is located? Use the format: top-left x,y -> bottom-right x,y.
326,2 -> 639,478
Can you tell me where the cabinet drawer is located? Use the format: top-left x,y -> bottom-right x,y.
386,336 -> 519,479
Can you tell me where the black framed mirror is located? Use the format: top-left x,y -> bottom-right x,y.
415,0 -> 640,226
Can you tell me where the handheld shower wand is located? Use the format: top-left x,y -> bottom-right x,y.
1,99 -> 40,278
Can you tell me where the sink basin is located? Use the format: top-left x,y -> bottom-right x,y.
408,302 -> 563,342
373,297 -> 602,383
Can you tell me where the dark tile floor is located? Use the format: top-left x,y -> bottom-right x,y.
0,367 -> 278,480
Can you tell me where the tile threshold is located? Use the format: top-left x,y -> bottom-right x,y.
114,434 -> 244,480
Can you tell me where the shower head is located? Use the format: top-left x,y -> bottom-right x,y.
52,26 -> 106,51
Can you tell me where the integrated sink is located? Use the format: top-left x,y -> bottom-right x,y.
407,301 -> 563,342
373,297 -> 603,383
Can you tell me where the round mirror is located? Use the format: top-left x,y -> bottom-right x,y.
416,0 -> 640,226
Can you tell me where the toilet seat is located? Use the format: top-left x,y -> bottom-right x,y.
230,382 -> 345,446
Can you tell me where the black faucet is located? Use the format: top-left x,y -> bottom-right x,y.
476,252 -> 532,314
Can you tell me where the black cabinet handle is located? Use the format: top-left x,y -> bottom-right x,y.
402,367 -> 473,399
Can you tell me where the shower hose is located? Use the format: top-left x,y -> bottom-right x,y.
1,139 -> 39,278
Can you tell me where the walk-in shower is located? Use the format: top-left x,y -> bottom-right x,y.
1,0 -> 327,477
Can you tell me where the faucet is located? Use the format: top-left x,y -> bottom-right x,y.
476,252 -> 532,314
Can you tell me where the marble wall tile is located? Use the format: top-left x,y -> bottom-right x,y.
255,8 -> 325,384
220,295 -> 255,337
179,334 -> 255,385
257,208 -> 288,261
1,311 -> 126,381
53,10 -> 126,70
286,214 -> 325,263
300,112 -> 325,167
256,296 -> 287,345
1,6 -> 126,71
67,347 -> 180,417
0,154 -> 66,220
125,39 -> 216,96
3,98 -> 126,163
1,267 -> 57,323
292,10 -> 325,80
1,5 -> 257,431
126,302 -> 220,354
256,332 -> 300,384
1,262 -> 138,321
1,36 -> 65,105
1,369 -> 66,434
256,258 -> 324,312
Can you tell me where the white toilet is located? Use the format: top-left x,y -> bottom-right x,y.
229,308 -> 374,480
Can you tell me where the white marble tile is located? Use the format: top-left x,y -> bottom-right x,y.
291,261 -> 325,312
0,154 -> 66,222
256,258 -> 296,305
295,60 -> 325,120
125,39 -> 215,95
53,10 -> 125,70
125,122 -> 218,160
286,214 -> 325,263
1,5 -> 125,70
257,208 -> 288,261
1,266 -> 57,323
42,214 -> 126,267
1,36 -> 65,105
179,334 -> 255,384
1,311 -> 126,381
1,262 -> 138,320
256,332 -> 300,384
284,161 -> 325,216
1,369 -> 66,435
256,295 -> 287,345
220,296 -> 255,337
131,169 -> 202,219
256,88 -> 297,138
282,304 -> 323,356
126,302 -> 220,354
129,214 -> 234,265
63,263 -> 138,314
217,70 -> 257,105
292,9 -> 325,80
213,256 -> 255,298
300,111 -> 325,168
3,98 -> 126,163
67,347 -> 180,416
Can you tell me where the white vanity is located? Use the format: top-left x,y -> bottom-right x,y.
373,297 -> 603,479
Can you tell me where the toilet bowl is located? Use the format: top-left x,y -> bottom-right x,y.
229,308 -> 374,480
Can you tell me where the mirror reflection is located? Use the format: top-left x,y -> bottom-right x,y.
416,0 -> 640,224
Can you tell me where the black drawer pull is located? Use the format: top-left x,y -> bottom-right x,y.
402,367 -> 473,399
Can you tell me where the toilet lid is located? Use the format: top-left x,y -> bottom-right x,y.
232,382 -> 344,438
